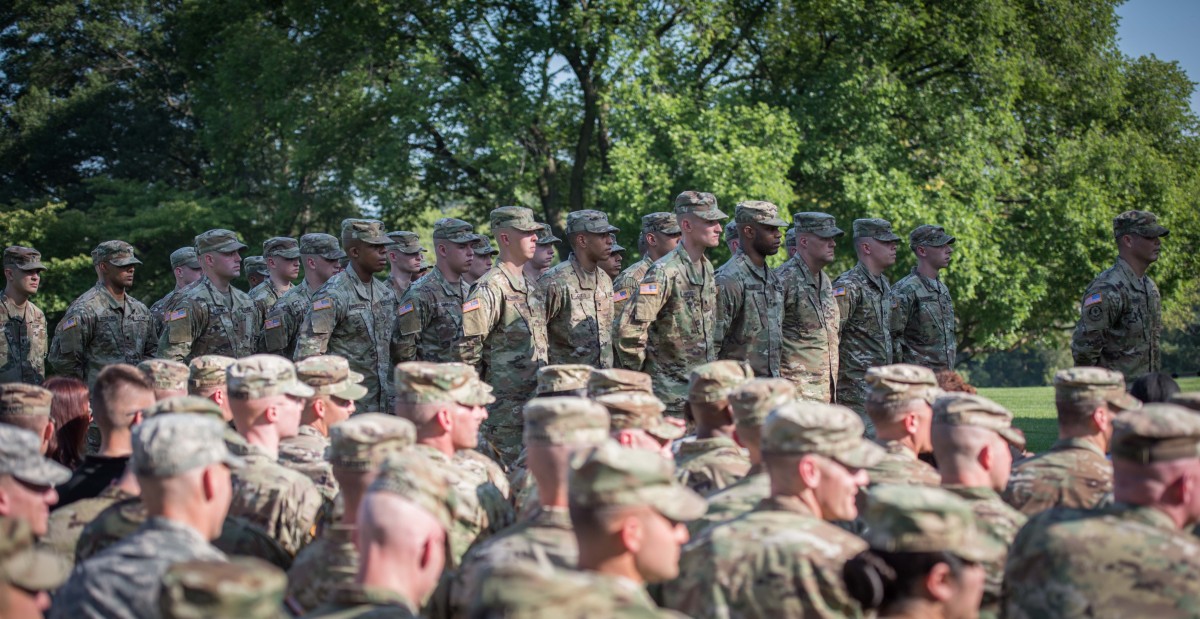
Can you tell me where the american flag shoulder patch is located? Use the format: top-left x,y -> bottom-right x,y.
1083,292 -> 1102,307
61,317 -> 79,330
313,299 -> 333,311
613,290 -> 630,303
639,283 -> 659,295
166,309 -> 188,322
263,318 -> 282,330
833,286 -> 846,297
397,302 -> 415,316
463,299 -> 481,313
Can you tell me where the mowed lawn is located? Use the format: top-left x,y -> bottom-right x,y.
980,377 -> 1200,454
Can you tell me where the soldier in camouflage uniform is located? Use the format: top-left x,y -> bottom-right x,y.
1003,403 -> 1200,619
0,515 -> 71,616
43,483 -> 137,566
862,364 -> 941,485
537,210 -> 619,368
784,225 -> 797,259
1,247 -> 48,384
833,218 -> 900,416
137,358 -> 189,400
149,248 -> 203,340
1071,210 -> 1168,380
525,223 -> 560,281
160,557 -> 287,619
295,219 -> 397,413
465,236 -> 498,286
600,235 -> 625,279
612,212 -> 680,313
676,360 -> 754,496
616,192 -> 726,417
188,354 -> 237,422
392,218 -> 477,364
50,413 -> 241,619
713,201 -> 787,377
157,230 -> 259,363
723,219 -> 740,256
931,392 -> 1027,619
49,241 -> 156,386
249,237 -> 300,318
286,413 -> 415,614
590,368 -> 685,459
461,206 -> 549,467
1003,367 -> 1139,516
243,256 -> 268,290
0,423 -> 71,538
258,233 -> 345,358
888,224 -> 957,371
663,402 -> 884,618
777,212 -> 843,402
385,231 -> 426,301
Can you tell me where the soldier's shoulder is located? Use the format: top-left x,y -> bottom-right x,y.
249,281 -> 273,299
832,266 -> 866,288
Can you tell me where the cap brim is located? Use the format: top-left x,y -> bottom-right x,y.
359,236 -> 394,246
282,381 -> 316,398
273,249 -> 301,259
1107,391 -> 1142,412
11,458 -> 72,487
509,223 -> 544,232
175,259 -> 201,269
16,261 -> 46,271
1143,225 -> 1169,238
956,528 -> 1007,564
319,249 -> 347,260
925,235 -> 956,247
997,427 -> 1026,451
4,546 -> 71,591
474,248 -> 499,255
651,484 -> 708,522
331,382 -> 369,401
206,241 -> 248,254
760,217 -> 790,228
109,257 -> 143,266
457,382 -> 496,407
537,236 -> 561,245
654,225 -> 682,235
873,232 -> 902,242
833,439 -> 887,470
694,209 -> 729,221
440,234 -> 477,244
813,228 -> 846,239
646,418 -> 686,441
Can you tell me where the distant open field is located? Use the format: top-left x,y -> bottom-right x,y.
980,377 -> 1200,453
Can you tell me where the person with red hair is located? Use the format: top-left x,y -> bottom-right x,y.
44,376 -> 90,470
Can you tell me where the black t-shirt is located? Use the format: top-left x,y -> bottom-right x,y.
53,455 -> 130,510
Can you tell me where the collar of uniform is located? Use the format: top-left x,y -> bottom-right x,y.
1049,436 -> 1106,457
669,243 -> 710,286
497,261 -> 528,293
345,269 -> 380,301
878,439 -> 918,460
426,266 -> 462,299
1106,502 -> 1179,532
233,442 -> 276,462
0,293 -> 25,317
584,571 -> 658,609
1114,257 -> 1147,292
297,425 -> 325,440
942,484 -> 1001,502
677,436 -> 740,456
733,251 -> 771,284
93,281 -> 125,311
529,505 -> 573,529
755,494 -> 818,518
855,262 -> 886,291
412,443 -> 453,465
909,266 -> 946,292
331,583 -> 417,612
568,253 -> 598,290
795,255 -> 827,289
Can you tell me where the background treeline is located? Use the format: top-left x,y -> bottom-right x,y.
2,0 -> 1197,382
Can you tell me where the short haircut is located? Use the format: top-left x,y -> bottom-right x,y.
92,364 -> 154,428
1055,397 -> 1106,429
865,398 -> 924,425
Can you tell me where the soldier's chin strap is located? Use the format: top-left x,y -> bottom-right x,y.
1112,437 -> 1200,464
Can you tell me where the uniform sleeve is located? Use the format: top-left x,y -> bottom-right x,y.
390,289 -> 421,363
834,279 -> 857,331
459,282 -> 500,369
887,285 -> 915,363
258,302 -> 291,355
47,305 -> 90,379
156,297 -> 204,362
714,271 -> 744,359
1070,283 -> 1120,367
614,265 -> 669,370
140,305 -> 158,359
293,295 -> 340,361
537,278 -> 565,325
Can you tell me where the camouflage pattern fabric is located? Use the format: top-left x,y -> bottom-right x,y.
303,584 -> 420,618
454,448 -> 513,501
536,253 -> 615,368
257,282 -> 316,357
1070,257 -> 1162,379
42,485 -> 136,565
612,256 -> 653,312
887,267 -> 956,371
149,287 -> 188,340
685,468 -> 768,538
713,251 -> 784,377
286,523 -> 358,614
474,561 -> 686,619
227,442 -> 326,557
1003,438 -> 1112,516
832,262 -> 892,413
776,255 -> 840,402
157,276 -> 260,362
0,291 -> 48,384
943,484 -> 1027,619
865,439 -> 941,487
412,444 -> 515,567
48,282 -> 156,385
392,266 -> 471,363
249,279 -> 289,320
278,425 -> 339,502
673,437 -> 751,497
160,556 -> 288,619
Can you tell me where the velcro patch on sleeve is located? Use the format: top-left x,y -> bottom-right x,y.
613,290 -> 630,303
313,298 -> 333,311
463,298 -> 481,313
397,302 -> 414,316
166,309 -> 188,322
263,318 -> 282,330
639,283 -> 659,295
833,286 -> 846,297
1083,292 -> 1102,307
61,317 -> 79,330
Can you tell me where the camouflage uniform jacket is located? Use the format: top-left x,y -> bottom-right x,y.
48,283 -> 155,385
455,449 -> 513,501
777,256 -> 840,402
414,444 -> 515,567
1070,257 -> 1162,379
157,276 -> 259,363
249,278 -> 290,318
0,292 -> 47,384
615,244 -> 718,416
865,440 -> 940,487
664,494 -> 867,619
536,253 -> 615,368
392,267 -> 470,363
887,268 -> 956,371
278,425 -> 339,502
1003,437 -> 1112,517
686,468 -> 768,538
1003,502 -> 1200,619
508,466 -> 541,521
287,523 -> 358,614
611,256 -> 653,340
295,270 -> 397,412
943,485 -> 1026,618
258,281 -> 317,357
473,561 -> 685,619
304,585 -> 419,619
713,251 -> 784,377
228,441 -> 326,557
43,485 -> 136,565
674,436 -> 751,497
50,517 -> 227,619
832,263 -> 892,412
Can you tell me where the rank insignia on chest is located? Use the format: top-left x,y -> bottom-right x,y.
313,299 -> 333,311
263,318 -> 282,330
61,317 -> 79,330
639,283 -> 659,295
166,309 -> 187,322
463,299 -> 481,313
833,286 -> 846,297
1083,292 -> 1102,307
613,290 -> 630,303
397,302 -> 414,316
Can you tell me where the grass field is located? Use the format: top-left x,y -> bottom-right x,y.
979,377 -> 1200,453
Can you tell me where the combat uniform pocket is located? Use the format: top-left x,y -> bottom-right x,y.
310,299 -> 336,334
397,301 -> 421,336
262,316 -> 288,351
167,309 -> 192,344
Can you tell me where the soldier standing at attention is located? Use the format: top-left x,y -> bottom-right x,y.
524,224 -> 559,281
537,210 -> 619,368
1071,210 -> 1168,380
149,247 -> 202,340
249,237 -> 300,318
157,230 -> 258,363
392,218 -> 478,364
465,236 -> 498,286
295,219 -> 397,413
616,191 -> 726,417
461,207 -> 548,466
862,364 -> 941,485
50,241 -> 156,385
784,226 -> 797,259
713,201 -> 787,377
612,212 -> 680,306
258,233 -> 345,358
243,256 -> 268,291
675,360 -> 754,496
833,218 -> 900,417
888,224 -> 957,371
600,235 -> 625,280
777,212 -> 843,402
385,231 -> 426,300
723,219 -> 740,257
1,246 -> 48,384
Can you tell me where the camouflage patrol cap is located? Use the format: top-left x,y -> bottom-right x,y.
933,393 -> 1025,449
792,212 -> 844,238
688,360 -> 754,404
866,364 -> 942,405
472,236 -> 500,256
1113,210 -> 1169,239
536,364 -> 593,395
328,413 -> 415,470
641,212 -> 680,235
138,359 -> 190,392
262,236 -> 300,259
592,392 -> 683,441
132,413 -> 243,478
762,402 -> 886,468
144,396 -> 224,420
371,450 -> 456,529
724,220 -> 738,242
862,485 -> 1005,563
387,230 -> 426,254
490,206 -> 543,232
242,256 -> 268,278
188,355 -> 236,391
3,246 -> 45,271
1169,392 -> 1200,413
566,210 -> 620,236
610,237 -> 626,254
587,368 -> 654,398
674,191 -> 727,221
1054,367 -> 1140,411
0,425 -> 70,486
340,218 -> 391,246
91,240 -> 143,266
226,355 -> 316,400
734,201 -> 789,227
535,224 -> 560,245
729,378 -> 796,429
909,224 -> 955,248
393,361 -> 495,406
569,440 -> 706,521
299,233 -> 346,260
784,226 -> 796,249
160,557 -> 287,619
169,247 -> 200,269
1111,403 -> 1200,463
296,355 -> 368,401
432,218 -> 477,244
0,383 -> 53,418
852,218 -> 902,242
194,229 -> 248,255
524,397 -> 610,446
0,516 -> 71,592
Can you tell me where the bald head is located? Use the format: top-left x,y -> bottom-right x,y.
931,423 -> 1012,491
